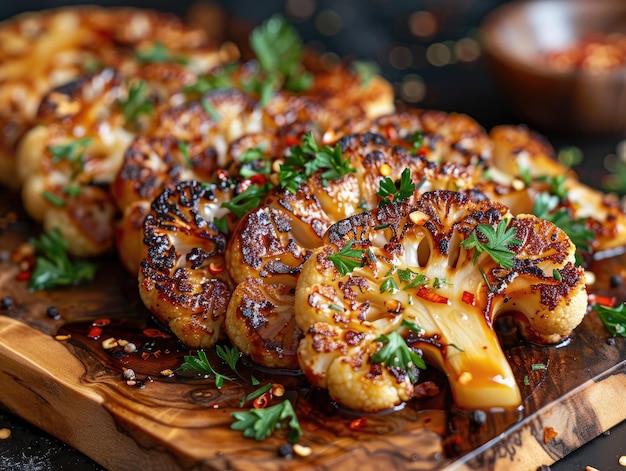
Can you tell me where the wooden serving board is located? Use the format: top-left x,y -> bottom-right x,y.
1,189 -> 626,471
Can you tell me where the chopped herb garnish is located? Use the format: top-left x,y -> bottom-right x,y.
201,98 -> 222,121
402,318 -> 424,334
553,269 -> 562,281
178,141 -> 191,167
592,302 -> 626,337
433,278 -> 451,289
231,400 -> 302,443
213,216 -> 229,235
221,183 -> 272,219
184,64 -> 236,95
41,190 -> 66,207
531,363 -> 547,371
63,185 -> 82,197
377,168 -> 416,206
460,219 -> 522,269
371,328 -> 426,383
380,277 -> 399,294
329,303 -> 344,312
29,228 -> 97,291
351,60 -> 379,87
408,131 -> 424,151
278,132 -> 356,192
238,147 -> 271,178
398,268 -> 428,290
176,350 -> 234,388
48,137 -> 92,172
523,375 -> 530,386
216,344 -> 259,385
325,241 -> 365,276
135,42 -> 172,63
119,81 -> 154,122
249,14 -> 312,100
537,174 -> 568,199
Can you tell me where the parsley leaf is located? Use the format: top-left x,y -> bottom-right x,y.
592,303 -> 626,337
29,228 -> 97,291
119,81 -> 154,122
371,328 -> 426,383
325,241 -> 365,276
231,400 -> 302,443
278,132 -> 356,192
351,60 -> 379,87
380,277 -> 399,294
460,219 -> 522,269
250,14 -> 312,94
377,168 -> 416,206
48,137 -> 92,171
184,64 -> 237,96
176,350 -> 233,388
221,182 -> 272,219
216,344 -> 259,385
537,175 -> 568,199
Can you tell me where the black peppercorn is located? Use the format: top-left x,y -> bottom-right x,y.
1,296 -> 13,309
46,305 -> 61,320
610,274 -> 623,288
277,443 -> 293,459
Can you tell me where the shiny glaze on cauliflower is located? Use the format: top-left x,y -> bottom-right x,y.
294,191 -> 587,412
0,5 -> 231,189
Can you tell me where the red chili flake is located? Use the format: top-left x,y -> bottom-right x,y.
208,261 -> 226,275
416,287 -> 449,304
216,169 -> 229,181
141,352 -> 151,361
92,318 -> 111,327
588,293 -> 616,307
209,402 -> 219,409
284,134 -> 300,147
253,391 -> 272,409
15,270 -> 32,281
87,326 -> 103,340
249,174 -> 267,186
415,147 -> 429,157
349,417 -> 368,431
142,328 -> 171,339
462,291 -> 476,306
385,124 -> 398,141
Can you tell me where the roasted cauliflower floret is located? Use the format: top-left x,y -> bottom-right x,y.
294,190 -> 587,412
139,180 -> 235,348
488,124 -> 626,253
0,5 -> 233,189
224,132 -> 478,369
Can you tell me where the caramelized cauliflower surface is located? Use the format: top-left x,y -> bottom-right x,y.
0,5 -> 231,189
294,191 -> 587,412
139,180 -> 235,348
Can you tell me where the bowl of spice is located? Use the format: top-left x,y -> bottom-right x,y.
481,0 -> 626,136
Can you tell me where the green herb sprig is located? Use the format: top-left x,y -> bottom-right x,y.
592,302 -> 626,337
325,241 -> 365,276
231,400 -> 302,443
377,168 -> 416,207
176,350 -> 234,388
278,132 -> 356,192
460,219 -> 522,269
371,321 -> 426,384
29,228 -> 97,291
221,182 -> 273,219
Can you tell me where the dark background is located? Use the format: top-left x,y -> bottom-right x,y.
0,1 -> 625,470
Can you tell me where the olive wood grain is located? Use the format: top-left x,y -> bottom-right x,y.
1,190 -> 625,471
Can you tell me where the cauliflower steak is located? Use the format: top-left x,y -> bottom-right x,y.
294,190 -> 587,412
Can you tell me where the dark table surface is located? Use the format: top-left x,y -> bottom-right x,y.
0,1 -> 625,470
